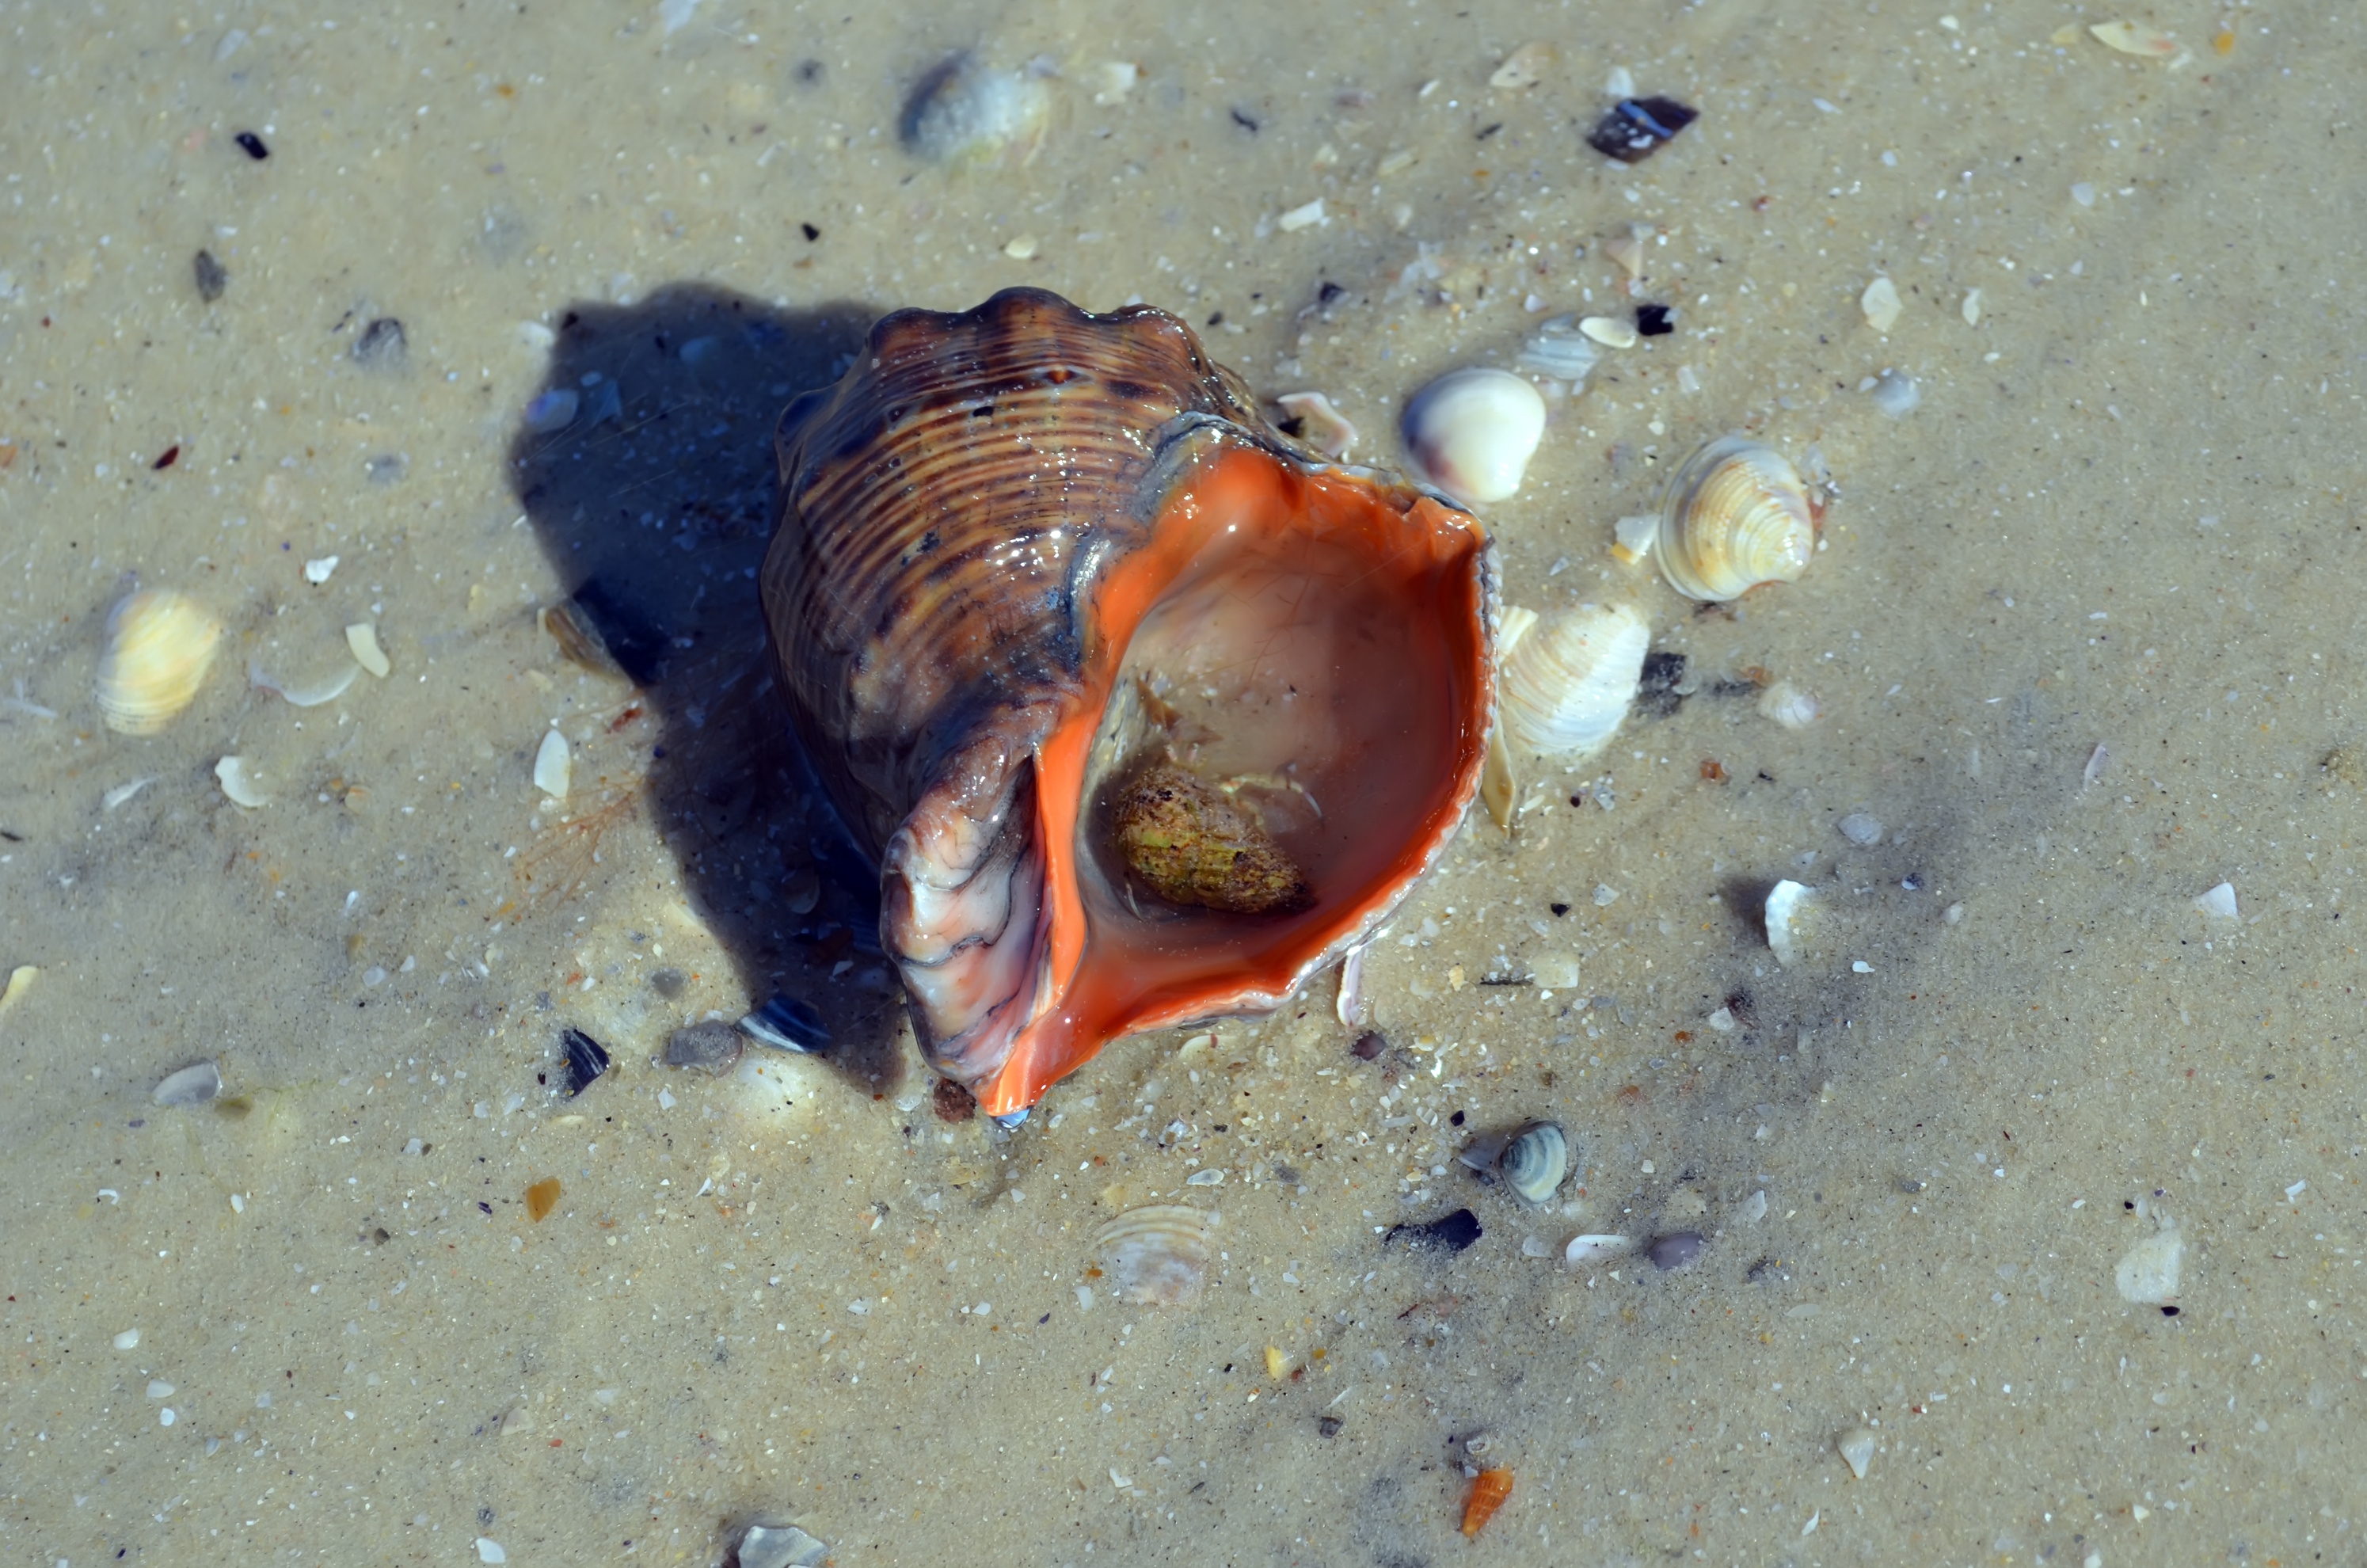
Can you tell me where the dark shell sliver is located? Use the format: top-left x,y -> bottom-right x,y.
1387,1207 -> 1483,1256
1585,96 -> 1699,163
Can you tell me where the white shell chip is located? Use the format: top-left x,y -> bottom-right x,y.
346,622 -> 392,678
215,755 -> 269,809
534,729 -> 572,799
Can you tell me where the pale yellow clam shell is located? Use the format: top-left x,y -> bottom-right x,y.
1655,436 -> 1814,603
96,589 -> 224,735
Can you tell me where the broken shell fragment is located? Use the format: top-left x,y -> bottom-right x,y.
1274,391 -> 1357,460
1111,759 -> 1314,915
1764,879 -> 1821,968
733,1521 -> 830,1568
1654,436 -> 1816,603
1577,314 -> 1638,349
153,1060 -> 223,1108
1860,275 -> 1904,333
1837,1427 -> 1877,1480
1489,41 -> 1557,91
1094,1205 -> 1215,1307
214,755 -> 268,809
1496,1121 -> 1568,1206
1401,367 -> 1546,507
249,655 -> 360,708
1497,601 -> 1650,759
96,589 -> 224,735
1513,315 -> 1604,387
739,994 -> 832,1054
533,729 -> 571,799
1565,1233 -> 1633,1265
1585,95 -> 1698,162
345,623 -> 391,678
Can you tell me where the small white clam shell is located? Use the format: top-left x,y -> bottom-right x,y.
153,1059 -> 223,1107
1655,436 -> 1815,602
1764,879 -> 1819,968
1401,368 -> 1546,507
1497,600 -> 1650,758
96,589 -> 224,735
1093,1204 -> 1215,1307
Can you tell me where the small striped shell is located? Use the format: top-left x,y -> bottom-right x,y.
1094,1205 -> 1215,1307
1497,1121 -> 1568,1205
1497,600 -> 1649,757
1655,436 -> 1814,602
96,589 -> 224,735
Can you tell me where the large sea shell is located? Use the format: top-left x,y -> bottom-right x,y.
762,288 -> 1496,1117
1653,436 -> 1814,603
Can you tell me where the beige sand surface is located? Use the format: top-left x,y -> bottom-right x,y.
3,2 -> 2363,1563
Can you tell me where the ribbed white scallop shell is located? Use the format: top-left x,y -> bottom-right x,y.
1497,600 -> 1649,757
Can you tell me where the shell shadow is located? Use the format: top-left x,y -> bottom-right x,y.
502,284 -> 905,1090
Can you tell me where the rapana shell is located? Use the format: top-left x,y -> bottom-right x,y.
763,288 -> 1495,1118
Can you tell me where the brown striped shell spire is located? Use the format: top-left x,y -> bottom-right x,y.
761,287 -> 1494,1119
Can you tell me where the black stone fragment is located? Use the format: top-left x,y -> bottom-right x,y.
1636,302 -> 1676,337
801,222 -> 820,242
1386,1207 -> 1482,1256
1634,651 -> 1688,719
1350,1030 -> 1387,1061
1230,107 -> 1259,134
192,249 -> 228,302
234,130 -> 270,160
558,1027 -> 611,1096
352,317 -> 408,369
1646,1231 -> 1707,1271
665,1021 -> 744,1076
1585,96 -> 1698,163
739,994 -> 831,1053
1317,1415 -> 1344,1438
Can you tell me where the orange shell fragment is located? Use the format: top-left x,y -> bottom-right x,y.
524,1176 -> 561,1221
1460,1467 -> 1513,1538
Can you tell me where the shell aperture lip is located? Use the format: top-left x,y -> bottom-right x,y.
763,289 -> 1495,1117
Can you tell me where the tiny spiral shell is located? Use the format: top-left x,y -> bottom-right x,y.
1460,1467 -> 1514,1538
96,589 -> 224,735
1655,436 -> 1814,603
1497,600 -> 1649,758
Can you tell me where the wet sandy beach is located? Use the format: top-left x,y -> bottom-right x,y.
2,2 -> 2364,1563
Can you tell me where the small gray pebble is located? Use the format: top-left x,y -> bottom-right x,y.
1646,1231 -> 1707,1271
352,316 -> 407,369
192,249 -> 228,303
1836,811 -> 1883,847
649,967 -> 688,999
666,1022 -> 743,1076
153,1060 -> 223,1108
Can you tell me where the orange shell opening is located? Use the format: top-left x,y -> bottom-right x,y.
974,443 -> 1490,1115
